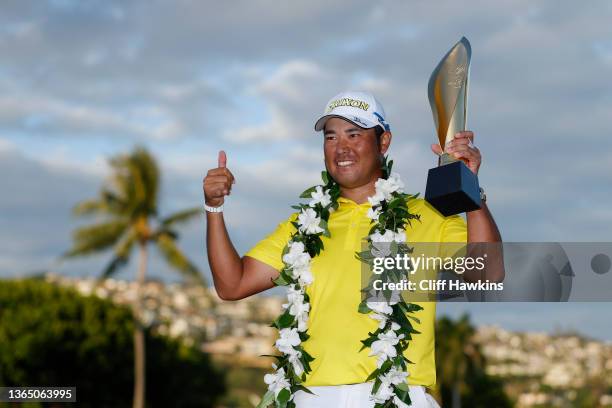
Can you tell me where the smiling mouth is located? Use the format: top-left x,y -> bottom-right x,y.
337,160 -> 355,167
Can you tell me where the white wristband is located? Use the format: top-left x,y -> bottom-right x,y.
204,203 -> 224,213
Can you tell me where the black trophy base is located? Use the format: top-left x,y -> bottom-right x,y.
425,160 -> 481,216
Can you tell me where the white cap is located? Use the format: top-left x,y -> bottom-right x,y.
314,90 -> 390,132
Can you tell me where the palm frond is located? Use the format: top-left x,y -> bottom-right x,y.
100,189 -> 129,215
132,147 -> 159,214
99,228 -> 138,280
160,207 -> 202,227
64,220 -> 129,257
72,199 -> 108,216
156,232 -> 204,285
100,255 -> 129,281
108,147 -> 160,218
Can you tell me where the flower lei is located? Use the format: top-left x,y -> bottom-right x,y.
258,157 -> 422,408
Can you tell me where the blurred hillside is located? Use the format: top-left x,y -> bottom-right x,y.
2,275 -> 612,407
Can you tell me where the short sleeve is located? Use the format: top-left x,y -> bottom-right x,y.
244,215 -> 297,271
439,214 -> 467,259
440,214 -> 467,243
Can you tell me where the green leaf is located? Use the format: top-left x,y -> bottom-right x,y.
401,302 -> 424,313
394,383 -> 412,404
380,359 -> 392,373
277,388 -> 291,404
360,335 -> 376,351
321,171 -> 330,185
358,301 -> 371,314
294,384 -> 315,395
365,368 -> 380,382
301,349 -> 315,362
255,390 -> 275,408
273,270 -> 291,286
371,378 -> 382,394
320,219 -> 330,237
388,196 -> 404,209
274,311 -> 295,329
407,315 -> 421,324
259,354 -> 283,361
299,186 -> 318,199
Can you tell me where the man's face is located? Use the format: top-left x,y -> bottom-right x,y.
323,117 -> 390,189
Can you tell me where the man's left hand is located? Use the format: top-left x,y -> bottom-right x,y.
430,131 -> 481,175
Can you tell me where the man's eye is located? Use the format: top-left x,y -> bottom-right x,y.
349,133 -> 360,138
325,135 -> 336,141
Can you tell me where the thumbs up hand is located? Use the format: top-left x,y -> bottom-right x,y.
203,150 -> 235,207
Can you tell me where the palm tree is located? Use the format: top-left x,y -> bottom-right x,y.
64,146 -> 204,408
435,315 -> 483,408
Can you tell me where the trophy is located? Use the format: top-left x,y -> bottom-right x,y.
425,37 -> 481,216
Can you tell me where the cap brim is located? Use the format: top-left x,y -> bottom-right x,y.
314,114 -> 378,132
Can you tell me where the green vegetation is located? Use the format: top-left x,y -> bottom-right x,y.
215,362 -> 269,408
435,314 -> 512,408
0,279 -> 225,408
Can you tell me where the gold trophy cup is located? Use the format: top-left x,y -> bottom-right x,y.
425,37 -> 481,216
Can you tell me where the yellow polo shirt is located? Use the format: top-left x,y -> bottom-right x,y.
245,197 -> 466,388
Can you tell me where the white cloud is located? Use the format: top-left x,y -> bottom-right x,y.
2,0 -> 612,282
224,107 -> 295,143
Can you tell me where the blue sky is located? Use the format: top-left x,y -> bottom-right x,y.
1,1 -> 611,339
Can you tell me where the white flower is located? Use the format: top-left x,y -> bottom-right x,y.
382,366 -> 409,386
368,190 -> 386,207
370,382 -> 394,403
367,206 -> 381,221
367,290 -> 399,309
375,172 -> 405,201
296,308 -> 309,332
370,312 -> 388,329
298,208 -> 324,235
275,328 -> 301,354
263,367 -> 291,397
282,286 -> 310,332
288,300 -> 309,319
366,301 -> 393,316
371,241 -> 391,258
309,186 -> 331,208
284,285 -> 304,307
367,294 -> 398,328
370,229 -> 395,243
288,351 -> 305,376
369,329 -> 405,367
394,229 -> 406,243
282,241 -> 311,269
297,266 -> 314,287
287,262 -> 314,287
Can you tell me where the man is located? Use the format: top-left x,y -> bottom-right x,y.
203,91 -> 502,407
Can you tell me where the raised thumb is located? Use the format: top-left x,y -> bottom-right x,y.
218,150 -> 227,168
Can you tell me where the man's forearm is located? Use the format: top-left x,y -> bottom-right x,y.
466,202 -> 501,242
465,203 -> 504,282
206,212 -> 243,299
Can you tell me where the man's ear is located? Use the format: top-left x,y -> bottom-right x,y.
379,131 -> 392,154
